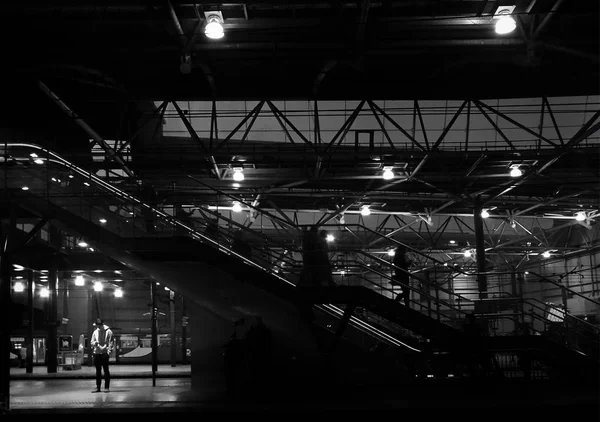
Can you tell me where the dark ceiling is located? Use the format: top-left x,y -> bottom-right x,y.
0,0 -> 598,103
0,1 -> 598,267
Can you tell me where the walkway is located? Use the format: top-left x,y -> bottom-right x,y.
5,364 -> 599,418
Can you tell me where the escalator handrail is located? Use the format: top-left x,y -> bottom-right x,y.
6,142 -> 420,350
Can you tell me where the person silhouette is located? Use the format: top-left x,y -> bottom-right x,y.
391,245 -> 412,306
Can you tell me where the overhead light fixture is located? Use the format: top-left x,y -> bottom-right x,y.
40,287 -> 50,298
494,5 -> 516,35
542,251 -> 551,258
464,250 -> 472,258
204,12 -> 224,39
114,288 -> 123,298
232,201 -> 242,212
509,164 -> 522,177
575,211 -> 586,221
78,240 -> 88,248
13,281 -> 25,292
382,166 -> 394,180
232,167 -> 244,181
75,275 -> 85,286
326,233 -> 335,242
481,209 -> 490,219
93,281 -> 103,292
388,249 -> 396,257
21,186 -> 29,191
360,205 -> 371,216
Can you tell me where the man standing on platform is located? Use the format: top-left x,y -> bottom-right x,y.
90,318 -> 114,393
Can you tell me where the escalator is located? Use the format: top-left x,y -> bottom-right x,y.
2,143 -> 598,386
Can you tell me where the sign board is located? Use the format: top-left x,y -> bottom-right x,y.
59,335 -> 73,351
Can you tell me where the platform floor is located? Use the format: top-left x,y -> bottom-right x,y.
5,364 -> 600,418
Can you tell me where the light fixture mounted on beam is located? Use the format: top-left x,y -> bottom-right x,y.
494,4 -> 516,35
204,11 -> 224,39
232,167 -> 244,181
382,166 -> 394,180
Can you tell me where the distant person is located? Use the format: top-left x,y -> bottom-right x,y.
140,184 -> 159,233
175,206 -> 194,235
316,229 -> 335,287
231,229 -> 253,259
300,226 -> 334,287
90,318 -> 114,393
391,245 -> 412,306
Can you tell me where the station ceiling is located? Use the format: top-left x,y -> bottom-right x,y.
0,1 -> 598,273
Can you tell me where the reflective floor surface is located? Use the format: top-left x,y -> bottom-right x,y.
5,365 -> 599,418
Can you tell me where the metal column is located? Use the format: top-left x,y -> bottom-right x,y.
47,265 -> 58,373
26,269 -> 34,373
0,213 -> 13,413
473,202 -> 488,299
169,289 -> 176,367
150,281 -> 158,386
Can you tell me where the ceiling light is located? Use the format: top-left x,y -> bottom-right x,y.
232,201 -> 242,212
21,186 -> 29,191
326,234 -> 335,242
93,281 -> 103,292
575,211 -> 586,221
34,158 -> 44,165
78,240 -> 88,248
232,167 -> 244,181
204,13 -> 224,39
114,288 -> 123,298
75,275 -> 85,286
495,15 -> 516,34
382,166 -> 394,180
40,287 -> 49,298
509,165 -> 522,177
99,218 -> 107,224
13,281 -> 25,292
13,264 -> 25,271
542,251 -> 551,258
481,209 -> 490,218
29,153 -> 38,158
388,249 -> 396,257
360,205 -> 371,216
464,250 -> 472,257
494,5 -> 516,35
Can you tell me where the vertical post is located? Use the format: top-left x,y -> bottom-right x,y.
26,269 -> 34,373
473,202 -> 488,299
47,265 -> 58,373
181,297 -> 187,365
0,211 -> 14,414
87,289 -> 94,366
150,281 -> 158,386
169,289 -> 176,367
561,285 -> 569,346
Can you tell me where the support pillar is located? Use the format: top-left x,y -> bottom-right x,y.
473,202 -> 488,299
26,269 -> 34,373
169,289 -> 176,367
0,223 -> 12,413
150,281 -> 158,386
47,265 -> 58,373
181,297 -> 187,365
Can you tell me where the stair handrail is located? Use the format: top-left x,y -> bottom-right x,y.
5,142 -> 422,351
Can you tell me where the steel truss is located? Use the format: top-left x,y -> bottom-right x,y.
38,84 -> 600,274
